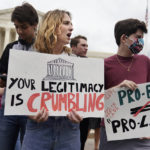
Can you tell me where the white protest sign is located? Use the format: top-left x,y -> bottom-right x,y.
105,82 -> 150,141
4,49 -> 104,117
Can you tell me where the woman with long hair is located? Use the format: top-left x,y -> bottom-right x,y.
22,9 -> 82,150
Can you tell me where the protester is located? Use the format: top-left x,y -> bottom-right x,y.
0,3 -> 38,150
70,35 -> 89,150
21,9 -> 82,150
100,18 -> 150,150
70,35 -> 88,57
71,35 -> 101,150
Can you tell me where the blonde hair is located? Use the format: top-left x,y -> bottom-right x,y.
34,9 -> 72,54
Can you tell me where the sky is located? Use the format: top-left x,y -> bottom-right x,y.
0,0 -> 149,55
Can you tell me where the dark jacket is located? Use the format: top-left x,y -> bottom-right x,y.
0,39 -> 34,74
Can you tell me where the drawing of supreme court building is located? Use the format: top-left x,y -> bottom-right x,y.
43,58 -> 75,80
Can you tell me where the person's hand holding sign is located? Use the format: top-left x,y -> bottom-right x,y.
28,107 -> 49,123
67,109 -> 83,123
116,80 -> 137,91
29,108 -> 82,123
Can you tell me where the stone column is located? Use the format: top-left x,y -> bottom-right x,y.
3,28 -> 10,49
71,65 -> 74,80
0,28 -> 5,54
15,32 -> 18,41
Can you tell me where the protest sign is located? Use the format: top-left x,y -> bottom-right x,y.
105,82 -> 150,141
4,49 -> 104,117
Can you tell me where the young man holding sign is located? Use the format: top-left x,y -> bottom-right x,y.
71,35 -> 101,150
100,19 -> 150,150
0,3 -> 38,150
71,35 -> 89,150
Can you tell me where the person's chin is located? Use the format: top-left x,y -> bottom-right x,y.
20,37 -> 26,41
64,40 -> 69,45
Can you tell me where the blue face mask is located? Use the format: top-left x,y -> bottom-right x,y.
128,38 -> 144,54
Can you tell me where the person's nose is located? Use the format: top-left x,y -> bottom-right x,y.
84,46 -> 88,52
69,24 -> 73,32
17,28 -> 23,35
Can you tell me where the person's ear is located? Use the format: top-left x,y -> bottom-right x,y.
120,34 -> 127,44
33,24 -> 38,32
71,45 -> 77,51
72,45 -> 76,49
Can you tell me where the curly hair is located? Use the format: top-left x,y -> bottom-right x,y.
34,9 -> 72,54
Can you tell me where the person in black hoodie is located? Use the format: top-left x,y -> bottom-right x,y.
0,3 -> 38,150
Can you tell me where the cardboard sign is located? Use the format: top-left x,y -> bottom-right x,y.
4,49 -> 104,117
105,82 -> 150,141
